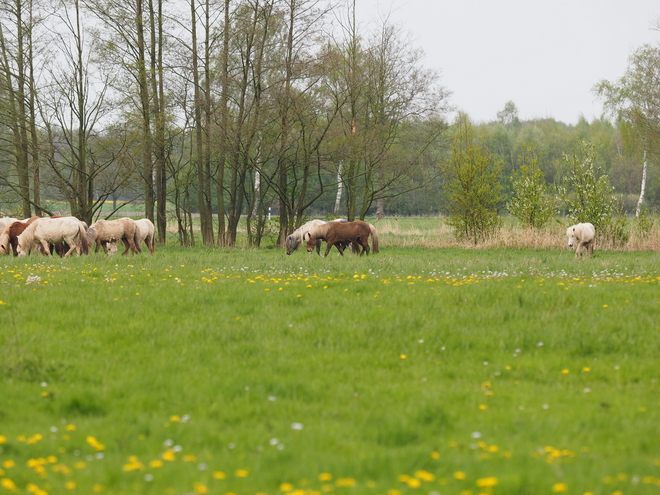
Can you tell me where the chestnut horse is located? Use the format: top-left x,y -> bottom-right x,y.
0,217 -> 38,255
305,220 -> 379,257
285,219 -> 352,255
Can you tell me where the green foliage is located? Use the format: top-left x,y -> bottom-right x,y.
1,248 -> 660,494
633,208 -> 656,239
442,114 -> 502,243
507,144 -> 556,228
558,141 -> 623,243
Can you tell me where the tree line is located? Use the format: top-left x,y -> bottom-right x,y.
0,0 -> 448,247
0,0 -> 657,247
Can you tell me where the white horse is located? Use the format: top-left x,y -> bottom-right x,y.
285,219 -> 348,255
135,218 -> 155,254
566,222 -> 595,258
17,217 -> 89,257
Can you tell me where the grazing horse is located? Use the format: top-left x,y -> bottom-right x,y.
305,220 -> 379,257
285,219 -> 350,255
16,217 -> 89,257
90,218 -> 141,255
0,216 -> 38,255
566,222 -> 595,259
135,218 -> 155,254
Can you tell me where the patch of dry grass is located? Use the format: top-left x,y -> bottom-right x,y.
374,216 -> 660,252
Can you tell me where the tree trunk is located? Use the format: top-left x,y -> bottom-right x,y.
635,149 -> 647,217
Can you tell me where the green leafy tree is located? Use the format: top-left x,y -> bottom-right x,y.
507,144 -> 555,228
442,113 -> 502,244
559,141 -> 623,243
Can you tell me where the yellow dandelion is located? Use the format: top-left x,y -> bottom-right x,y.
318,473 -> 332,482
2,461 -> 15,469
279,482 -> 294,491
582,367 -> 591,372
212,471 -> 226,479
65,481 -> 76,490
235,469 -> 249,478
551,482 -> 568,492
86,436 -> 105,451
335,478 -> 356,487
415,470 -> 435,482
406,478 -> 421,488
430,451 -> 440,459
1,478 -> 17,491
476,476 -> 498,488
561,369 -> 570,374
193,482 -> 208,494
0,435 -> 6,444
149,460 -> 163,468
388,490 -> 402,495
453,471 -> 467,480
400,354 -> 407,359
478,404 -> 487,410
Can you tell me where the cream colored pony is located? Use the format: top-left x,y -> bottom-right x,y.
566,222 -> 595,258
16,217 -> 89,256
90,218 -> 141,255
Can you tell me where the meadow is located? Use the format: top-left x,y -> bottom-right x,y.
1,221 -> 660,495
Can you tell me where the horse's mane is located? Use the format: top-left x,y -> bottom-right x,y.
17,219 -> 39,249
302,222 -> 336,242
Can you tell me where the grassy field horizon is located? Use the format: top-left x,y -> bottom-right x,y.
1,243 -> 659,494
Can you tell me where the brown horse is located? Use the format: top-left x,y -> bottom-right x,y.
0,217 -> 39,255
305,220 -> 379,257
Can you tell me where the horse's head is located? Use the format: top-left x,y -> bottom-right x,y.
105,238 -> 119,255
305,236 -> 317,253
566,226 -> 575,247
285,235 -> 297,255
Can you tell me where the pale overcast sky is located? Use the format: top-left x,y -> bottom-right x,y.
355,0 -> 660,124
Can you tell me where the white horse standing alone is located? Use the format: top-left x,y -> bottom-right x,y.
566,222 -> 595,259
17,217 -> 89,256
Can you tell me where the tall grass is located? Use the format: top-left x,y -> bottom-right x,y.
1,246 -> 659,494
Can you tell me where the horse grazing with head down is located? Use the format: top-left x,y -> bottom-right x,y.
285,219 -> 350,255
566,222 -> 595,259
305,220 -> 379,257
90,218 -> 141,255
16,217 -> 89,257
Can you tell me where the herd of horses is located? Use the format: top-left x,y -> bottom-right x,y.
0,216 -> 155,257
0,215 -> 595,259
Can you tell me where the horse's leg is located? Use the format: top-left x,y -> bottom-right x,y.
323,242 -> 333,257
121,237 -> 131,256
40,240 -> 52,256
361,239 -> 370,256
336,242 -> 345,256
315,239 -> 322,255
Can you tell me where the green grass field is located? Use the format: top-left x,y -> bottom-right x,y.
1,245 -> 660,495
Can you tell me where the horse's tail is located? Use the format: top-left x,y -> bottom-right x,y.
369,224 -> 379,254
133,226 -> 142,253
78,222 -> 90,254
